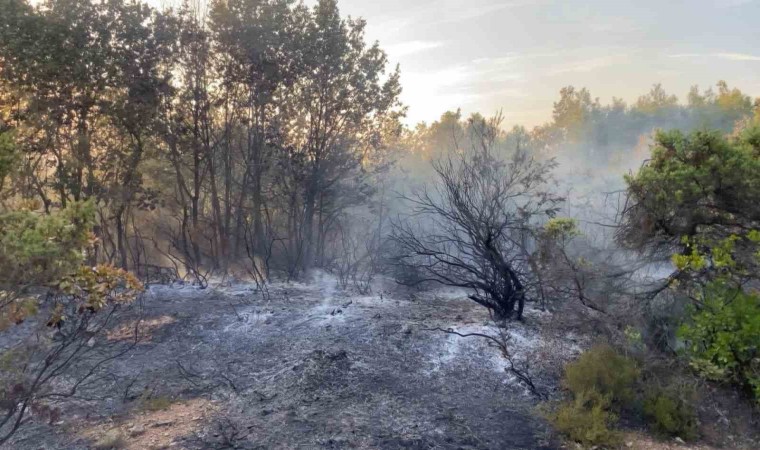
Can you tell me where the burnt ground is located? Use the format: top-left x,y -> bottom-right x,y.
6,275 -> 573,450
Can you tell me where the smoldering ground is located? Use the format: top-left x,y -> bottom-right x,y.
5,275 -> 581,449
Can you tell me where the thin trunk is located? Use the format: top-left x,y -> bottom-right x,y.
115,210 -> 127,270
207,156 -> 225,270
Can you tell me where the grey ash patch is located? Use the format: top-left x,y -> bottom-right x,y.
6,278 -> 559,450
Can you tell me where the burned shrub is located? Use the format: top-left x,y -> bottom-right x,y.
391,115 -> 562,320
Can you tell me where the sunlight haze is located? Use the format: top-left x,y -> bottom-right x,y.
302,0 -> 760,127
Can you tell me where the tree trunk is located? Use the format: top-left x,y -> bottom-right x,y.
115,210 -> 128,270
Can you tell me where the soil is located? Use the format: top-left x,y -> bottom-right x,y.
5,275 -> 568,450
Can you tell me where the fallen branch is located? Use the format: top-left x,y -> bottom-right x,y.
423,327 -> 546,400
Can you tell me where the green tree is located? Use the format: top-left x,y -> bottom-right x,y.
634,83 -> 679,114
0,129 -> 17,195
0,133 -> 143,443
0,0 -> 178,269
621,127 -> 760,401
551,86 -> 599,141
620,128 -> 760,253
277,0 -> 402,273
207,0 -> 299,264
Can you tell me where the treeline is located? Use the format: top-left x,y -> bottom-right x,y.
1,0 -> 759,284
0,0 -> 402,282
409,82 -> 759,164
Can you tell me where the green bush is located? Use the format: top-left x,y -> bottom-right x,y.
563,344 -> 640,405
547,345 -> 639,448
643,383 -> 698,440
678,282 -> 760,402
550,391 -> 621,448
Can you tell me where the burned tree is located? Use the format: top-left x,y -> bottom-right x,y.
391,116 -> 562,320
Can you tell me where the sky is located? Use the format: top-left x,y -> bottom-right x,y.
299,0 -> 760,128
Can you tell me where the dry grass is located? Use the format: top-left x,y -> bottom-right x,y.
92,429 -> 126,449
80,398 -> 218,450
621,432 -> 720,450
106,315 -> 176,342
137,395 -> 173,413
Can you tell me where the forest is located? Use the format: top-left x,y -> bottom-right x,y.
0,0 -> 758,449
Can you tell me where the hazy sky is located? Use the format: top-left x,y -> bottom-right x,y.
300,0 -> 760,128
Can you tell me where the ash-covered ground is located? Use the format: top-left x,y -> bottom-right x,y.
7,274 -> 582,450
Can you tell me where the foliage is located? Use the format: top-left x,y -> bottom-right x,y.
621,128 -> 760,252
0,264 -> 142,444
536,81 -> 756,163
547,345 -> 638,448
0,141 -> 142,442
643,383 -> 698,440
677,283 -> 760,401
563,344 -> 640,405
635,83 -> 679,114
53,264 -> 143,323
0,129 -> 16,193
543,217 -> 580,241
622,125 -> 760,403
549,391 -> 621,448
552,86 -> 599,141
0,202 -> 95,329
548,345 -> 706,445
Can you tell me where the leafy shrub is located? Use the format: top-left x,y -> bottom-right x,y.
678,282 -> 760,402
643,383 -> 698,440
0,130 -> 17,190
0,202 -> 96,329
547,345 -> 639,448
563,344 -> 640,405
621,126 -> 760,403
550,391 -> 621,448
0,199 -> 142,444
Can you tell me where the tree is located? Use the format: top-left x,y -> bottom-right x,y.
0,80 -> 144,446
551,86 -> 599,142
275,0 -> 402,274
207,0 -> 299,267
634,84 -> 679,114
0,0 -> 179,270
391,115 -> 561,321
620,126 -> 760,401
619,127 -> 760,257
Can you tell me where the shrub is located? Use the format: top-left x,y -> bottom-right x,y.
678,282 -> 760,402
643,383 -> 698,440
93,429 -> 126,449
138,394 -> 172,412
550,391 -> 621,448
0,202 -> 96,329
563,344 -> 640,405
547,345 -> 639,448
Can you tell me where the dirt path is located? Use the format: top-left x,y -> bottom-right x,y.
8,278 -> 560,449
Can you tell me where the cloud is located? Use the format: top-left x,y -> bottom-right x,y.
384,40 -> 445,58
368,0 -> 539,37
548,55 -> 627,75
435,1 -> 523,24
669,52 -> 760,61
713,0 -> 756,7
399,58 -> 530,124
715,52 -> 760,61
